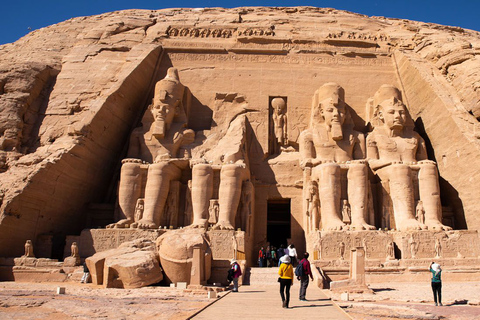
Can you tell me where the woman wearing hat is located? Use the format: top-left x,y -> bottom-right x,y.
278,255 -> 294,308
230,259 -> 242,292
429,262 -> 442,306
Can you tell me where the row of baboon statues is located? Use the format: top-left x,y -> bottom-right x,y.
108,68 -> 451,233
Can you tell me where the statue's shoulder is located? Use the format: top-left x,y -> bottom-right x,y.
299,128 -> 313,139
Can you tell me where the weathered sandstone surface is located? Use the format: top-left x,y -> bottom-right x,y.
0,7 -> 480,256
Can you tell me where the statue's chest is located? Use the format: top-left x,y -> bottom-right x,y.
376,136 -> 417,155
313,133 -> 353,153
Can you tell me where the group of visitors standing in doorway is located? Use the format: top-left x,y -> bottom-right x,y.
258,244 -> 298,268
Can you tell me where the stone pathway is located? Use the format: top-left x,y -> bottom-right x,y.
191,284 -> 350,320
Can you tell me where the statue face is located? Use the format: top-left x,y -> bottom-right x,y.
152,103 -> 175,125
380,99 -> 406,130
320,98 -> 346,127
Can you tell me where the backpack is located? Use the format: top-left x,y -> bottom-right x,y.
294,260 -> 305,277
227,268 -> 234,282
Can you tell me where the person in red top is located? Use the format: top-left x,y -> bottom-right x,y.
258,247 -> 266,267
298,252 -> 314,301
231,259 -> 242,292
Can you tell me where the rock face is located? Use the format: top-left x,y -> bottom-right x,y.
86,239 -> 163,288
0,7 -> 480,259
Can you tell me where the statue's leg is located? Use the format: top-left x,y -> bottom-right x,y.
348,163 -> 375,230
316,163 -> 345,231
110,163 -> 142,228
214,164 -> 249,230
418,163 -> 451,230
385,164 -> 423,231
138,162 -> 180,229
191,164 -> 213,228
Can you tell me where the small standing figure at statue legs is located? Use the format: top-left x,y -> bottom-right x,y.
71,242 -> 79,258
435,238 -> 442,258
416,200 -> 425,225
24,240 -> 34,258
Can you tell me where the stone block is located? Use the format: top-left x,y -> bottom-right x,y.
177,282 -> 187,289
87,238 -> 163,288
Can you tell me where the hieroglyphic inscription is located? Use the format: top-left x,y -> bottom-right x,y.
167,26 -> 235,38
168,52 -> 392,66
327,31 -> 389,42
394,231 -> 480,259
318,231 -> 391,260
208,230 -> 238,260
78,229 -> 164,257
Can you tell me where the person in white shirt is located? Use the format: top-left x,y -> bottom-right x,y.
288,244 -> 298,266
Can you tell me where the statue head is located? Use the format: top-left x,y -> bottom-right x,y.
311,83 -> 347,140
271,97 -> 286,115
151,68 -> 185,139
373,85 -> 408,131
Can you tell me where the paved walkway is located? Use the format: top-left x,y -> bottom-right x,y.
191,285 -> 351,320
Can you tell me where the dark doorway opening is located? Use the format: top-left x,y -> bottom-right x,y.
267,199 -> 291,248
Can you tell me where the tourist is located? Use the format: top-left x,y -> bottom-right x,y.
288,244 -> 298,266
266,245 -> 272,267
80,262 -> 90,284
231,259 -> 242,292
271,246 -> 277,267
258,247 -> 266,267
430,262 -> 442,306
277,245 -> 285,267
297,252 -> 314,301
278,255 -> 294,308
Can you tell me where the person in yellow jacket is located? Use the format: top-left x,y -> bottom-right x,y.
278,255 -> 294,308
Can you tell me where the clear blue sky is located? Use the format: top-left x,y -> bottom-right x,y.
1,1 -> 480,45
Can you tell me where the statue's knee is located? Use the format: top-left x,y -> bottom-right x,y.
221,164 -> 247,178
121,163 -> 141,177
347,163 -> 367,178
149,162 -> 179,178
192,164 -> 213,177
391,163 -> 411,175
419,164 -> 438,177
320,163 -> 340,175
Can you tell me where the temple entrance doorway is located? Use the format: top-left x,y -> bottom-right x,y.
267,199 -> 291,249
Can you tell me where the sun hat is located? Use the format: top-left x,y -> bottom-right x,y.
431,263 -> 441,272
280,255 -> 291,264
230,259 -> 237,264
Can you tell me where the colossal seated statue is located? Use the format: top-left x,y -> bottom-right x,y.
109,68 -> 194,229
189,93 -> 251,230
299,83 -> 374,231
366,85 -> 451,231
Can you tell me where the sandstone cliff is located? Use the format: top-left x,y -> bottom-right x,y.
0,7 -> 479,256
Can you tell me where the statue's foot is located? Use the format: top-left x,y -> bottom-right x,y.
186,223 -> 206,229
425,220 -> 452,231
136,219 -> 158,229
106,219 -> 133,229
324,220 -> 347,231
130,222 -> 138,228
212,221 -> 234,230
350,222 -> 376,231
397,219 -> 424,231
